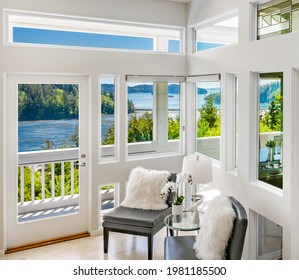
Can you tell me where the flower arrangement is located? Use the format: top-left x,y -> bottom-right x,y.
161,181 -> 184,205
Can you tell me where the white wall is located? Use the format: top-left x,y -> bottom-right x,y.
0,0 -> 187,252
187,0 -> 299,259
2,0 -> 297,260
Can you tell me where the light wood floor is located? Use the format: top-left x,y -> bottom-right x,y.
0,229 -> 190,260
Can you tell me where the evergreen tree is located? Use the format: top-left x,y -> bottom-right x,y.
197,94 -> 221,137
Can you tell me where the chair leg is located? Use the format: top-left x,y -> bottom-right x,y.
147,235 -> 153,260
169,229 -> 174,236
104,227 -> 109,253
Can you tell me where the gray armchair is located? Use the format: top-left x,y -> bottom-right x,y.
102,173 -> 176,260
164,196 -> 247,260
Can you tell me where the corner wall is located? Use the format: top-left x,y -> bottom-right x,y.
187,0 -> 298,259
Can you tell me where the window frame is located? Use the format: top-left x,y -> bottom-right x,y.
4,9 -> 185,55
125,75 -> 185,158
188,74 -> 222,161
98,75 -> 120,163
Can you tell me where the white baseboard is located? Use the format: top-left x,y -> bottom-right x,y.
0,249 -> 5,256
89,228 -> 103,236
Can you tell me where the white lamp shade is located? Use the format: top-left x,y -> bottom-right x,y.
181,153 -> 213,185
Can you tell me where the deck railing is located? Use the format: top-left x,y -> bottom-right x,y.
18,148 -> 80,218
18,148 -> 115,222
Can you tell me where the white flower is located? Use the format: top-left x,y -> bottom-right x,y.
177,172 -> 193,184
161,182 -> 177,201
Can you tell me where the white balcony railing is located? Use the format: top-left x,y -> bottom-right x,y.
18,148 -> 80,221
18,148 -> 116,222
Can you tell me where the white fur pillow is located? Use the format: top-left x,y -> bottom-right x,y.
193,195 -> 236,259
121,167 -> 170,210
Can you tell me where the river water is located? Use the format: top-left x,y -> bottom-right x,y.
18,92 -> 215,152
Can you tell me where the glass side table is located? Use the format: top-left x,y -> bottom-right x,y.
164,211 -> 201,236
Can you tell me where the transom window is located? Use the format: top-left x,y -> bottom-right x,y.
194,15 -> 238,52
5,10 -> 182,53
257,0 -> 299,40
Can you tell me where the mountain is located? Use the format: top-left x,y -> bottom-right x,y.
260,81 -> 281,104
101,83 -> 215,95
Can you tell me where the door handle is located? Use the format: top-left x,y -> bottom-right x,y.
75,162 -> 86,167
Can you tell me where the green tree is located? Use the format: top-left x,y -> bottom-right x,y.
102,124 -> 115,145
128,112 -> 153,143
168,114 -> 180,140
197,94 -> 221,137
260,90 -> 282,132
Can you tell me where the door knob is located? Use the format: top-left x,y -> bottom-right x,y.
75,162 -> 86,167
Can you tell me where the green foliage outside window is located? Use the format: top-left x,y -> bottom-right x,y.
260,90 -> 283,133
18,162 -> 79,203
197,94 -> 221,138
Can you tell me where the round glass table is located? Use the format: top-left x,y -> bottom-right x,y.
164,211 -> 201,235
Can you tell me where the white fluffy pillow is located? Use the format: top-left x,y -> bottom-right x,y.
121,167 -> 170,210
193,195 -> 236,259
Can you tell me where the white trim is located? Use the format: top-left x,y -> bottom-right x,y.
5,73 -> 91,249
0,249 -> 5,256
98,75 -> 120,163
224,73 -> 238,172
291,68 -> 299,258
89,229 -> 102,236
249,72 -> 259,182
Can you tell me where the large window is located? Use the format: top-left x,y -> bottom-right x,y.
126,76 -> 184,157
257,0 -> 299,40
194,15 -> 238,52
6,10 -> 182,54
194,75 -> 221,160
258,73 -> 283,189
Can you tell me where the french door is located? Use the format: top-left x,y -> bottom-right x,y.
5,74 -> 90,250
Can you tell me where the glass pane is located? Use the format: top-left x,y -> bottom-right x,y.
258,73 -> 283,189
196,80 -> 221,160
257,0 -> 292,40
100,76 -> 116,160
168,83 -> 180,141
195,16 -> 238,52
18,84 -> 79,152
13,27 -> 154,51
9,12 -> 182,54
257,213 -> 283,260
18,83 -> 80,222
127,82 -> 153,144
99,183 -> 116,227
234,76 -> 239,168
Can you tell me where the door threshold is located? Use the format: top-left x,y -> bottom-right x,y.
6,232 -> 90,254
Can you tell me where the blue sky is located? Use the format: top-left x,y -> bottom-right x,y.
13,27 -> 180,53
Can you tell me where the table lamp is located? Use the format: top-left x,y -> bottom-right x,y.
182,153 -> 213,194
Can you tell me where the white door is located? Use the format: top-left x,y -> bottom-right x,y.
5,74 -> 90,249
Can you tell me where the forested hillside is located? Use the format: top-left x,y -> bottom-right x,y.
18,84 -> 79,121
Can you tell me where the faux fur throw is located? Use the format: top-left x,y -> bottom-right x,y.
193,195 -> 236,260
121,166 -> 170,210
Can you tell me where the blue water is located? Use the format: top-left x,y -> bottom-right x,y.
18,119 -> 79,152
18,92 -> 218,152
